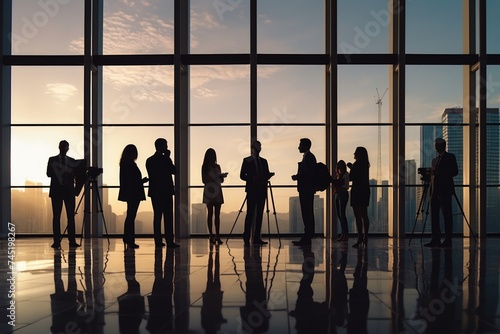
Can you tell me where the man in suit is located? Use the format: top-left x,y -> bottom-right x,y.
47,140 -> 80,248
240,140 -> 274,246
292,138 -> 317,246
425,138 -> 458,248
146,138 -> 179,248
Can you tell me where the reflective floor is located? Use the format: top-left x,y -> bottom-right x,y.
1,236 -> 499,333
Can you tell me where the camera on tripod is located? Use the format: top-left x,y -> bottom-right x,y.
86,166 -> 103,179
417,167 -> 432,182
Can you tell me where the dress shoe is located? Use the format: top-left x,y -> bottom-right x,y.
440,239 -> 452,248
243,239 -> 250,246
167,242 -> 180,248
253,239 -> 268,245
293,239 -> 311,246
69,241 -> 80,248
51,243 -> 61,249
424,240 -> 441,248
155,242 -> 166,247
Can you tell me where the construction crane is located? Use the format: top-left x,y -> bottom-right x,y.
375,87 -> 387,196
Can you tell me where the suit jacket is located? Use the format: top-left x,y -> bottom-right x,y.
296,151 -> 317,194
146,151 -> 176,198
431,151 -> 458,197
47,154 -> 78,198
240,155 -> 271,197
118,162 -> 146,202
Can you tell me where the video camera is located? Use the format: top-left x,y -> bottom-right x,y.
417,167 -> 432,182
86,166 -> 103,179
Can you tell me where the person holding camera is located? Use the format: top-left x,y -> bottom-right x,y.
425,138 -> 458,248
240,140 -> 274,246
46,140 -> 80,249
118,144 -> 148,249
146,138 -> 179,248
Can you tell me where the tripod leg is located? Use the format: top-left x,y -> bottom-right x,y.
94,180 -> 110,245
453,192 -> 477,243
409,182 -> 428,245
226,195 -> 247,243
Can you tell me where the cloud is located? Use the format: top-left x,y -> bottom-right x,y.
45,83 -> 78,103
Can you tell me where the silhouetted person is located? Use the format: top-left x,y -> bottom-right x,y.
330,247 -> 348,328
146,138 -> 179,248
118,144 -> 148,250
147,248 -> 174,333
289,246 -> 328,333
292,138 -> 317,246
118,249 -> 145,334
333,160 -> 350,242
240,246 -> 269,333
347,247 -> 369,334
50,249 -> 86,333
347,146 -> 370,248
201,243 -> 226,333
47,140 -> 80,248
425,138 -> 458,248
202,148 -> 228,244
240,140 -> 274,246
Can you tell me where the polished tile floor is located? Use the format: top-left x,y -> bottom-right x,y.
1,236 -> 499,333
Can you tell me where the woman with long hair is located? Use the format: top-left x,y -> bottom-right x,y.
347,147 -> 370,248
333,160 -> 350,241
202,148 -> 227,244
118,144 -> 148,249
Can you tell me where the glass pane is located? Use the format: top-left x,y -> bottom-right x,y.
338,65 -> 390,123
257,0 -> 324,54
11,0 -> 84,55
189,126 -> 250,187
103,66 -> 174,124
190,0 -> 250,53
11,188 -> 85,233
103,0 -> 174,54
337,0 -> 389,54
101,126 -> 174,186
258,66 -> 325,123
12,67 -> 84,124
406,0 -> 462,54
11,127 -> 84,187
257,126 -> 325,186
487,1 -> 500,54
190,65 -> 250,123
406,66 -> 463,123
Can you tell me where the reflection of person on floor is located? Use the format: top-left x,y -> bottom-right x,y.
330,247 -> 348,328
50,249 -> 85,333
147,248 -> 174,333
118,249 -> 145,334
289,246 -> 328,333
240,246 -> 270,333
348,247 -> 369,334
201,243 -> 226,333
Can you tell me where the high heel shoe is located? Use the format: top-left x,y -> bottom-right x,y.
215,236 -> 223,244
123,239 -> 139,249
340,234 -> 349,242
352,239 -> 363,248
336,234 -> 344,242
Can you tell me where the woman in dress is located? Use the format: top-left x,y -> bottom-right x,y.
118,144 -> 148,249
347,147 -> 370,248
202,148 -> 227,244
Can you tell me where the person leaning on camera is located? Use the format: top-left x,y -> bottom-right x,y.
424,138 -> 458,248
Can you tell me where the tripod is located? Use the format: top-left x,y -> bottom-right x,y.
226,181 -> 281,246
63,175 -> 110,245
409,180 -> 477,245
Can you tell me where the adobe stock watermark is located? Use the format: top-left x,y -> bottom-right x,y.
212,0 -> 244,22
9,0 -> 75,54
6,222 -> 17,327
402,277 -> 462,334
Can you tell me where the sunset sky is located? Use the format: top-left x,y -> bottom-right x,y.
8,0 -> 500,215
